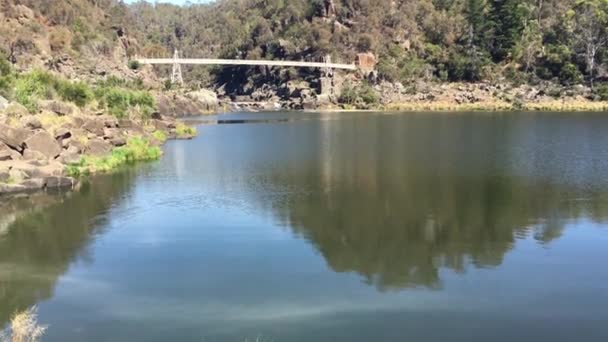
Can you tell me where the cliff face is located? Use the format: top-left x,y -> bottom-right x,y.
0,2 -> 159,87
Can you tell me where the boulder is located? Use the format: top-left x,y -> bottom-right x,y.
23,149 -> 47,161
154,120 -> 170,131
118,118 -> 135,128
0,184 -> 27,195
54,127 -> 72,140
20,178 -> 45,190
3,103 -> 29,118
41,100 -> 73,116
82,118 -> 105,136
45,176 -> 76,189
72,116 -> 85,127
0,96 -> 8,111
102,115 -> 119,128
67,141 -> 84,154
103,127 -> 120,140
24,131 -> 62,159
87,139 -> 112,156
0,170 -> 9,182
110,137 -> 127,147
58,150 -> 81,164
0,143 -> 14,161
22,116 -> 42,129
0,123 -> 32,151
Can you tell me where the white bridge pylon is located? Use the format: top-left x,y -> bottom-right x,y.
139,50 -> 357,84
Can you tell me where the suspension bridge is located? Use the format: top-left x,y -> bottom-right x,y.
136,50 -> 362,84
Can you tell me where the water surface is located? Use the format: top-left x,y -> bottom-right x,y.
2,111 -> 608,341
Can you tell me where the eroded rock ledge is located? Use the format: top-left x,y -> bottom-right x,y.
0,102 -> 194,196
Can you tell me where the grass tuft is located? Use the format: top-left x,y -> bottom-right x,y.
0,306 -> 47,342
66,137 -> 162,177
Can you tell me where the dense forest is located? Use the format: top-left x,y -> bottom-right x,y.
2,0 -> 608,96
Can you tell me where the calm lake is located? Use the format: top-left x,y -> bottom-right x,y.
1,111 -> 608,341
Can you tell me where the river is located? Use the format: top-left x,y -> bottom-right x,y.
1,111 -> 608,341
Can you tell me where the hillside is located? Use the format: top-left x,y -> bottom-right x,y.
2,0 -> 608,109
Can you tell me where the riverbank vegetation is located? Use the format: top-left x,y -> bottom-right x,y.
0,306 -> 47,342
1,59 -> 157,119
4,0 -> 608,111
66,137 -> 162,177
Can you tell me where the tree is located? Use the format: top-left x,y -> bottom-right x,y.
513,20 -> 543,73
572,0 -> 608,87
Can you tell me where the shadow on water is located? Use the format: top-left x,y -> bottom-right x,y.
0,170 -> 138,325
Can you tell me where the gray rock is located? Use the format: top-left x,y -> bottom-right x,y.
102,116 -> 119,128
42,101 -> 73,116
3,103 -> 29,118
24,131 -> 62,159
0,184 -> 26,194
0,95 -> 8,111
82,118 -> 104,136
23,149 -> 47,161
0,143 -> 14,161
0,123 -> 32,151
54,127 -> 71,140
20,178 -> 45,190
59,150 -> 81,164
154,120 -> 170,131
0,170 -> 9,182
87,139 -> 112,156
67,139 -> 85,153
45,176 -> 76,189
118,119 -> 135,128
110,137 -> 127,147
103,127 -> 120,140
22,116 -> 42,129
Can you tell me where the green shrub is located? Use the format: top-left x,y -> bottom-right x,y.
358,83 -> 379,105
56,80 -> 93,107
128,60 -> 141,70
102,87 -> 131,118
593,84 -> 608,101
175,122 -> 197,137
0,54 -> 14,98
152,130 -> 168,142
559,63 -> 583,85
14,70 -> 57,112
338,82 -> 379,107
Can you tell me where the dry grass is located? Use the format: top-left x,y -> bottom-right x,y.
383,100 -> 608,112
37,111 -> 73,131
0,306 -> 47,342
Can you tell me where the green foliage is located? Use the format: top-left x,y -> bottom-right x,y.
94,85 -> 156,118
0,54 -> 14,98
128,60 -> 141,70
66,137 -> 162,177
559,63 -> 583,85
339,82 -> 379,108
12,70 -> 96,112
593,84 -> 608,100
152,130 -> 168,142
56,80 -> 93,107
175,123 -> 197,138
14,70 -> 56,112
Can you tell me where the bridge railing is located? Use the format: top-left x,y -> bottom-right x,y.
136,58 -> 358,70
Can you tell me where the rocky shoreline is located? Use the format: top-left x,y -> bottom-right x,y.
0,100 -> 195,196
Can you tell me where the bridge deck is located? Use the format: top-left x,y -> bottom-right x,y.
136,58 -> 357,70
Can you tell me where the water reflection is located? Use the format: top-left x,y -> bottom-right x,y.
0,171 -> 136,324
220,113 -> 608,290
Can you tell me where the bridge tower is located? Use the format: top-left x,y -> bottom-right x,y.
171,49 -> 184,85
